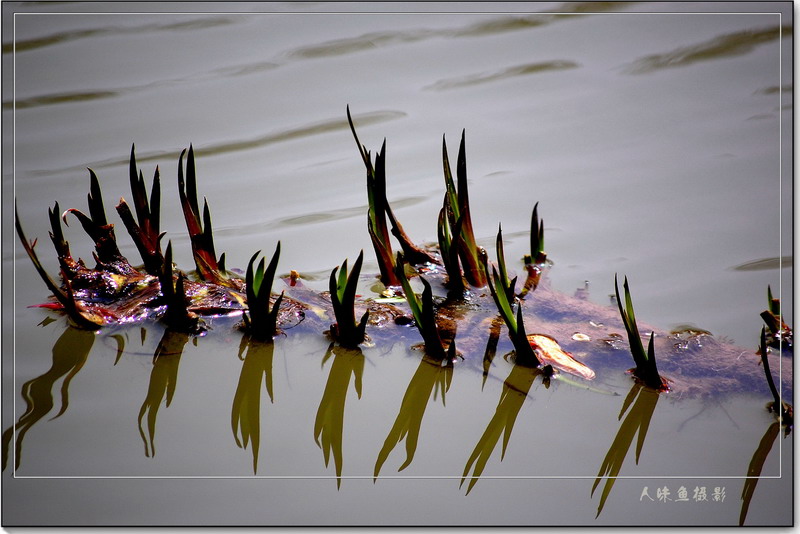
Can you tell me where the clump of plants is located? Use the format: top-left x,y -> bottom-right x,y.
614,275 -> 668,391
441,130 -> 485,288
158,242 -> 202,333
347,107 -> 436,289
242,243 -> 284,341
519,202 -> 546,297
328,251 -> 370,348
116,145 -> 165,275
483,226 -> 541,368
394,253 -> 456,361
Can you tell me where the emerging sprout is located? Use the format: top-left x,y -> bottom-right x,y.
394,253 -> 456,361
442,130 -> 486,287
614,275 -> 667,391
158,242 -> 202,333
519,202 -> 546,297
436,201 -> 465,293
243,243 -> 284,341
483,227 -> 540,368
760,285 -> 792,349
328,250 -> 370,348
178,145 -> 230,287
116,145 -> 165,275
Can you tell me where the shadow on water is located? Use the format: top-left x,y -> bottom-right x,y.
623,25 -> 791,75
374,353 -> 453,480
2,325 -> 95,472
313,343 -> 364,489
231,336 -> 275,475
591,382 -> 659,517
461,361 -> 544,495
137,329 -> 191,458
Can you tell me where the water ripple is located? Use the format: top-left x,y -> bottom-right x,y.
424,60 -> 579,91
623,25 -> 791,75
3,16 -> 236,54
730,256 -> 792,272
5,89 -> 118,110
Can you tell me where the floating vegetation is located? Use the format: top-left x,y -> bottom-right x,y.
614,275 -> 668,391
328,251 -> 369,348
242,244 -> 284,341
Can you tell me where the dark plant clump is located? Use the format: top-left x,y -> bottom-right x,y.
395,253 -> 456,361
614,275 -> 667,391
242,243 -> 284,341
328,250 -> 370,348
758,327 -> 792,430
760,285 -> 792,350
158,242 -> 202,334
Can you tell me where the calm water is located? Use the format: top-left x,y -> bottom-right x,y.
2,1 -> 793,527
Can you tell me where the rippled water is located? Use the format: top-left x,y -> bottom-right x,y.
2,2 -> 793,527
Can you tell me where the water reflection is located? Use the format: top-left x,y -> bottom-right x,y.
461,361 -> 544,495
374,354 -> 453,479
2,326 -> 95,471
231,337 -> 275,474
313,343 -> 364,488
624,25 -> 790,75
137,329 -> 190,458
425,60 -> 579,91
738,421 -> 781,525
591,383 -> 659,517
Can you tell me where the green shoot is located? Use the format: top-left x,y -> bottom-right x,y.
442,130 -> 486,287
243,242 -> 284,341
436,200 -> 465,293
63,169 -> 125,264
329,250 -> 370,347
614,275 -> 666,391
523,202 -> 546,265
158,241 -> 202,333
394,253 -> 456,361
116,145 -> 165,275
482,226 -> 540,367
177,145 -> 230,286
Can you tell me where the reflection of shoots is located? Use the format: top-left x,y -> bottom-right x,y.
374,354 -> 453,480
159,242 -> 202,333
461,362 -> 541,495
761,285 -> 792,349
63,169 -> 124,264
519,202 -> 547,297
758,327 -> 792,429
442,131 -> 486,287
739,422 -> 781,526
395,253 -> 456,361
178,145 -> 229,286
2,327 -> 95,471
116,144 -> 165,275
483,235 -> 540,368
231,339 -> 275,474
138,329 -> 190,458
243,243 -> 284,341
614,275 -> 667,391
436,202 -> 465,293
329,251 -> 370,347
314,344 -> 364,489
592,383 -> 659,517
15,205 -> 105,329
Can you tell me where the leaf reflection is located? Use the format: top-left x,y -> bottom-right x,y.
461,362 -> 542,495
739,422 -> 780,526
591,383 -> 659,517
2,326 -> 95,471
137,329 -> 190,458
374,354 -> 453,480
313,344 -> 364,488
231,337 -> 275,474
